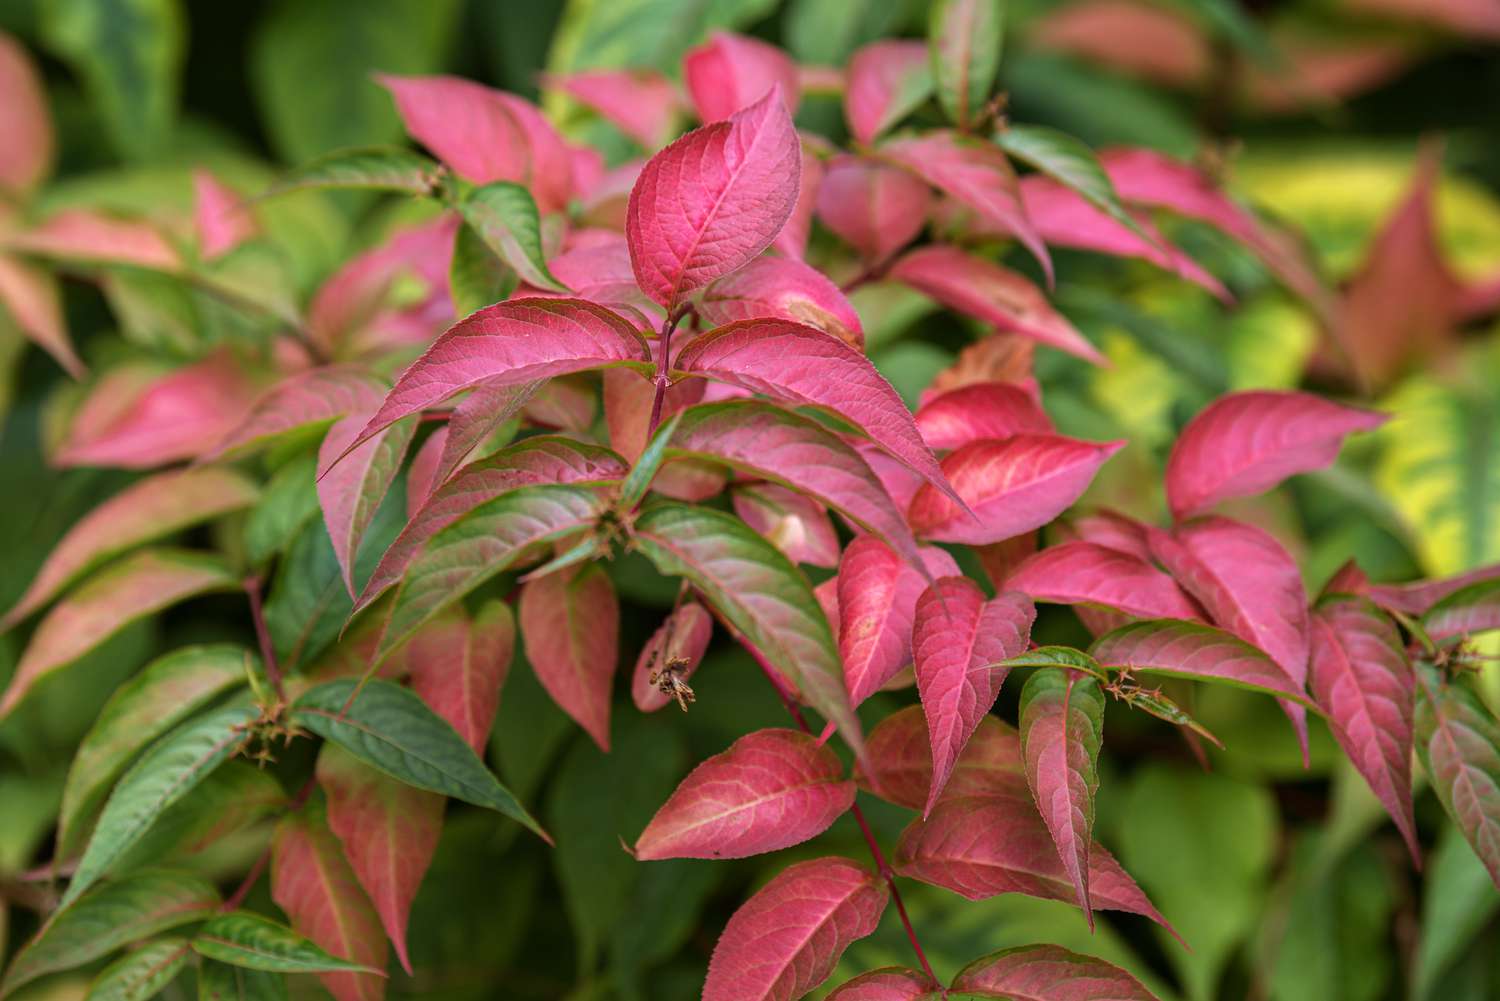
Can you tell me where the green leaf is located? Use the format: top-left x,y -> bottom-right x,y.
250,0 -> 462,162
1122,688 -> 1224,749
784,0 -> 908,64
457,183 -> 567,293
57,644 -> 249,860
449,221 -> 518,318
63,702 -> 257,910
928,0 -> 1003,129
547,0 -> 777,74
266,147 -> 443,198
1415,666 -> 1500,889
619,411 -> 683,509
996,124 -> 1154,244
1000,645 -> 1109,681
84,937 -> 190,1001
291,678 -> 546,839
193,912 -> 381,974
244,453 -> 321,568
0,870 -> 218,997
379,483 -> 612,660
197,960 -> 288,1001
631,503 -> 861,754
115,761 -> 285,873
1415,823 -> 1500,1000
41,0 -> 184,160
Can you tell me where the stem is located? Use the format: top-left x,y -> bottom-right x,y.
221,775 -> 316,912
243,576 -> 284,700
646,307 -> 689,438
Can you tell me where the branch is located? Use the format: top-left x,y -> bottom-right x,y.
243,576 -> 284,700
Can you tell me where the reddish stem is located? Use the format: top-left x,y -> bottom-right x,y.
647,305 -> 694,438
221,775 -> 316,912
243,576 -> 284,700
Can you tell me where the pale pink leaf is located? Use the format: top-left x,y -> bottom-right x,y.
405,428 -> 446,518
318,743 -> 443,975
379,74 -> 573,212
889,245 -> 1103,363
0,31 -> 53,195
699,256 -> 864,349
271,809 -> 388,1001
858,705 -> 1021,810
1091,619 -> 1310,703
0,254 -> 83,377
521,373 -> 596,432
703,857 -> 888,1001
318,411 -> 417,596
913,577 -> 1035,814
838,538 -> 962,709
1164,390 -> 1387,519
733,483 -> 841,568
407,601 -> 515,754
545,69 -> 680,148
1005,541 -> 1202,621
951,944 -> 1162,1001
915,382 -> 1052,451
1309,597 -> 1419,862
673,319 -> 954,501
207,366 -> 385,461
4,209 -> 181,271
882,131 -> 1053,285
683,32 -> 800,124
816,155 -> 932,265
908,435 -> 1125,546
1064,509 -> 1155,562
516,236 -> 663,331
518,563 -> 619,751
2,467 -> 258,628
632,601 -> 713,712
826,969 -> 943,1001
1368,565 -> 1500,616
772,144 -> 823,261
1343,0 -> 1500,41
1029,1 -> 1208,86
845,41 -> 932,146
922,331 -> 1035,403
626,90 -> 801,309
635,728 -> 853,860
192,169 -> 257,260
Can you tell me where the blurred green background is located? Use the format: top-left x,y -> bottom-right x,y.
0,0 -> 1498,999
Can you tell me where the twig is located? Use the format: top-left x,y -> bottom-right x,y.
647,305 -> 692,437
243,576 -> 284,700
220,775 -> 316,912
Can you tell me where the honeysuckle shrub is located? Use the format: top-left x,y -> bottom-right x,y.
0,2 -> 1498,1000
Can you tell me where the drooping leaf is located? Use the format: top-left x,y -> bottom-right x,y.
683,31 -> 799,124
998,125 -> 1150,244
457,182 -> 567,292
815,155 -> 933,265
1019,670 -> 1106,927
0,255 -> 83,378
0,549 -> 236,719
0,870 -> 218,997
0,32 -> 53,195
632,503 -> 862,753
193,912 -> 380,974
267,147 -> 442,197
291,678 -> 545,839
635,728 -> 853,860
407,600 -> 514,753
519,562 -> 620,751
1005,541 -> 1202,621
544,69 -> 679,148
318,744 -> 443,975
908,435 -> 1124,546
702,857 -> 888,1001
950,944 -> 1161,1001
845,40 -> 933,145
698,257 -> 864,348
825,968 -> 944,1001
626,89 -> 801,310
914,384 -> 1052,453
1415,666 -> 1500,888
1425,579 -> 1500,643
913,576 -> 1034,813
3,209 -> 182,272
63,702 -> 256,909
270,807 -> 388,1001
318,412 -> 416,597
1310,597 -> 1419,863
1369,565 -> 1500,616
448,222 -> 516,318
1165,390 -> 1387,519
929,0 -> 1003,128
889,245 -> 1103,363
1091,619 -> 1310,703
206,367 -> 385,462
57,644 -> 249,860
83,937 -> 190,1001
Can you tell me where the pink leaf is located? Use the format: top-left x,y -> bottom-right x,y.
0,254 -> 84,377
1309,597 -> 1419,863
1164,390 -> 1386,519
816,155 -> 933,265
1005,542 -> 1202,621
1064,509 -> 1155,562
635,728 -> 854,860
318,411 -> 416,596
356,436 -> 627,614
2,467 -> 257,629
518,563 -> 619,751
838,538 -> 961,709
826,969 -> 943,1001
951,944 -> 1162,1001
346,298 -> 651,455
913,576 -> 1035,814
703,857 -> 888,1001
673,319 -> 954,501
537,234 -> 663,331
733,483 -> 841,568
4,209 -> 180,271
192,169 -> 257,260
1367,565 -> 1500,616
408,601 -> 514,753
603,366 -> 704,462
922,332 -> 1036,404
1091,619 -> 1309,702
318,744 -> 443,975
379,74 -> 573,212
424,378 -> 539,490
0,31 -> 53,195
845,41 -> 932,145
521,373 -> 597,432
882,131 -> 1052,285
857,705 -> 1019,809
889,245 -> 1103,363
908,435 -> 1125,546
683,32 -> 799,124
405,428 -> 447,519
626,90 -> 801,310
1344,0 -> 1500,42
915,382 -> 1052,451
207,366 -> 385,461
544,69 -> 679,148
699,256 -> 863,349
772,143 -> 823,261
271,809 -> 388,1001
632,601 -> 713,712
1030,0 -> 1209,86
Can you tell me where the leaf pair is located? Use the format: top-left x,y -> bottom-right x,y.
827,944 -> 1161,1000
